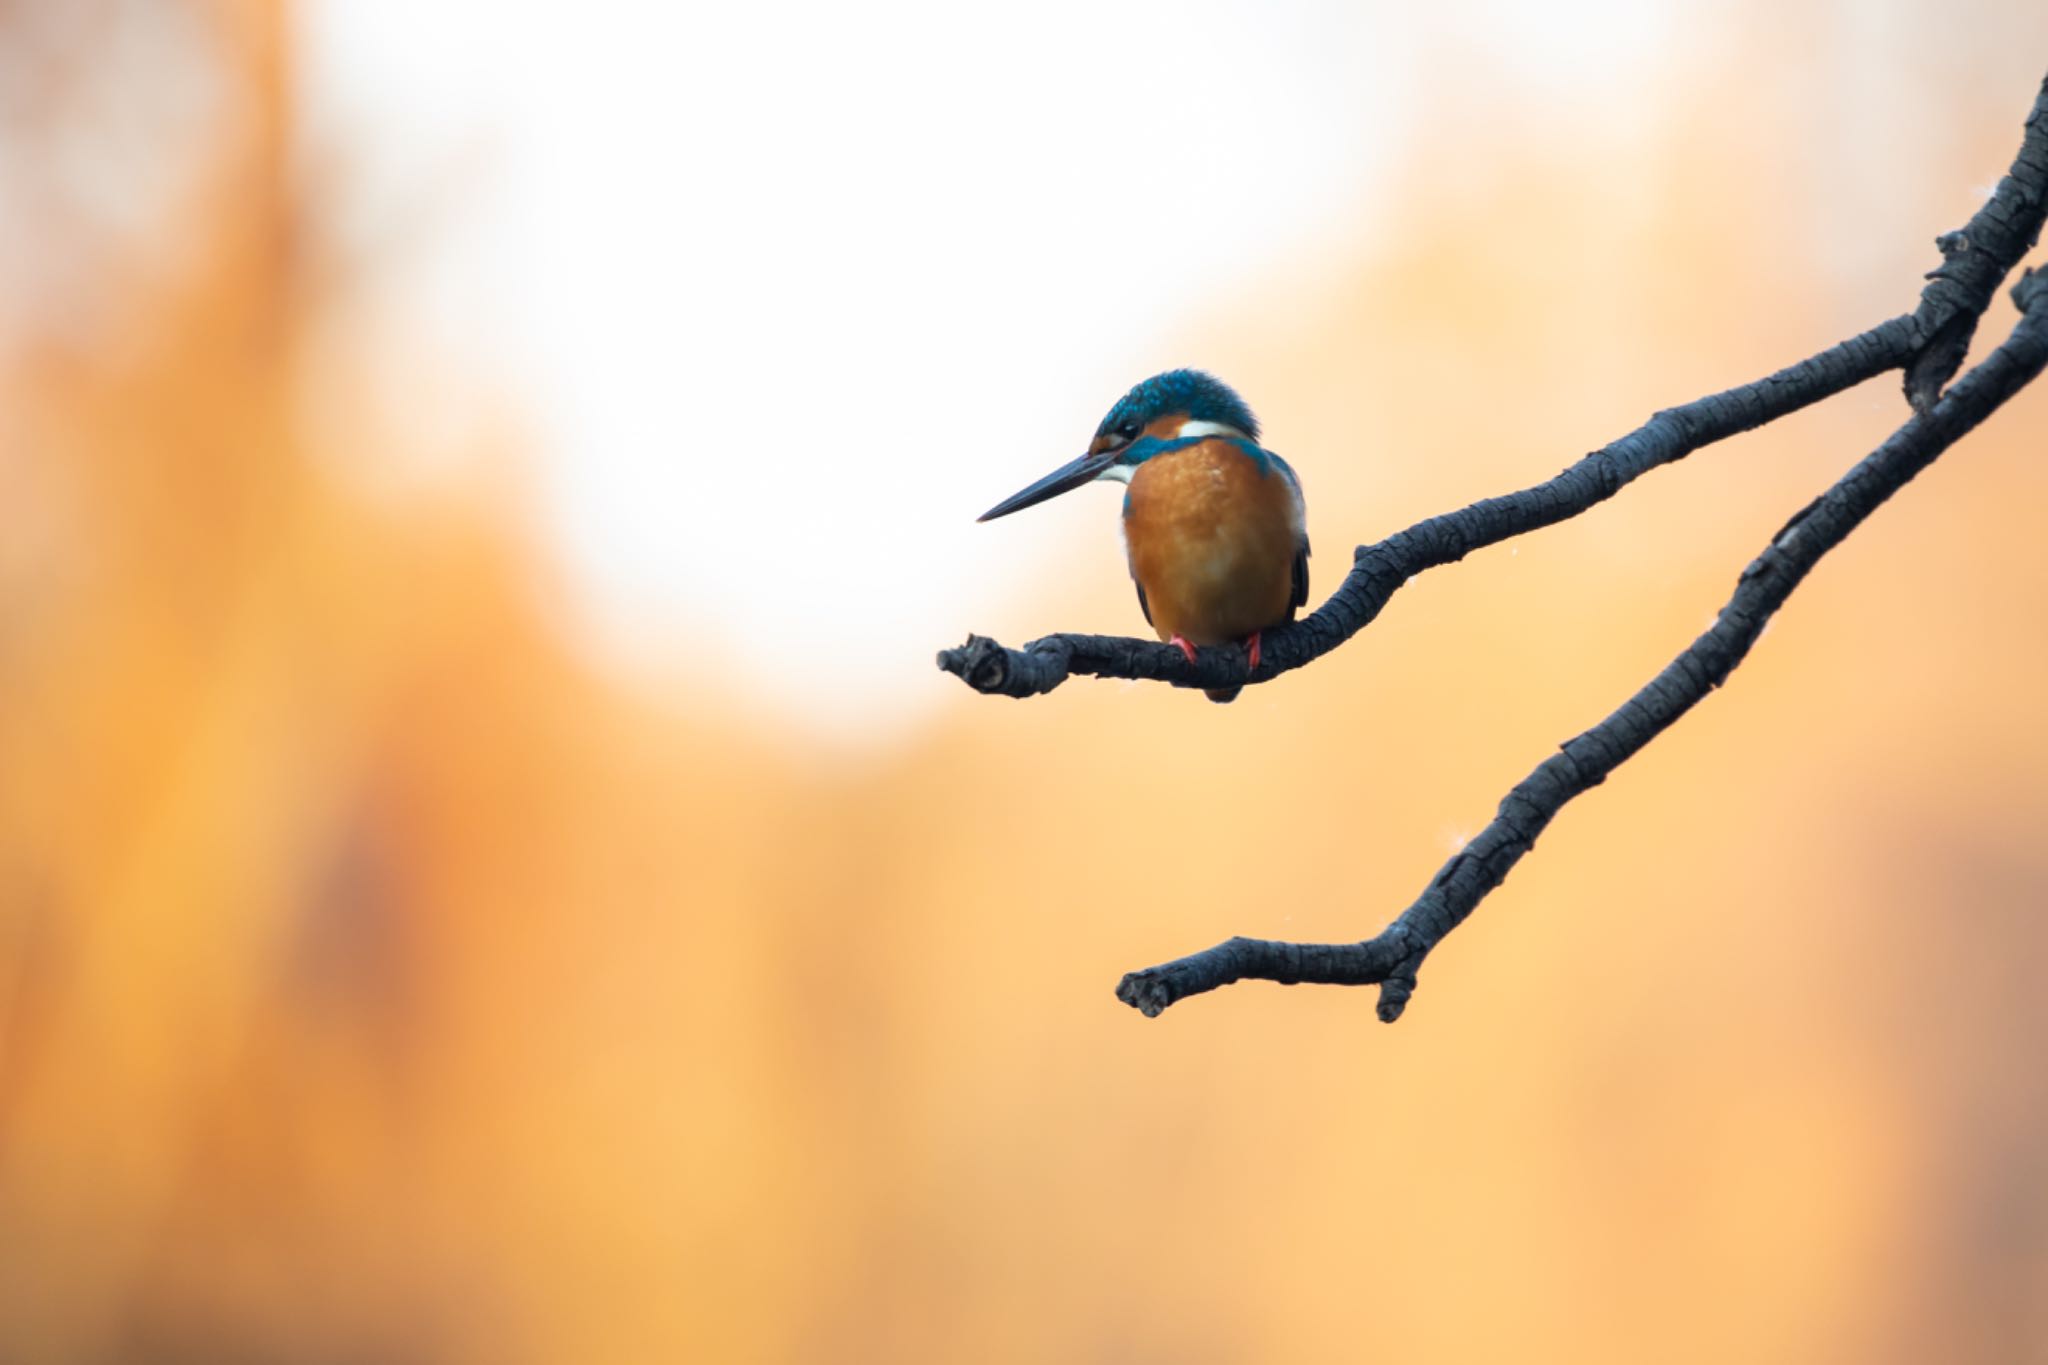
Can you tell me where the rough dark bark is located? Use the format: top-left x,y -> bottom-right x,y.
938,75 -> 2048,1020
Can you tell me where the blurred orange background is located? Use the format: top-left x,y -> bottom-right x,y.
3,2 -> 2047,1361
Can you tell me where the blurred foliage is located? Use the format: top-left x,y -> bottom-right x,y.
0,2 -> 2045,1361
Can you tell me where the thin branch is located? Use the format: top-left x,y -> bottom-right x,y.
1118,266 -> 2048,1020
1909,75 -> 2048,410
936,75 -> 2048,702
939,322 -> 1912,697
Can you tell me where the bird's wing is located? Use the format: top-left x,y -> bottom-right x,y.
1267,450 -> 1312,616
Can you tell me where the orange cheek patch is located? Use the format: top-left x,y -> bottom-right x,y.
1142,412 -> 1190,440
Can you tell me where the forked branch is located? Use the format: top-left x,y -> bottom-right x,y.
939,75 -> 2048,1020
1121,268 -> 2048,1021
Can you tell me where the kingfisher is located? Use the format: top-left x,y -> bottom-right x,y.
977,369 -> 1309,703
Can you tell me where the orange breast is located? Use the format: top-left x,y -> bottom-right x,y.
1122,440 -> 1301,646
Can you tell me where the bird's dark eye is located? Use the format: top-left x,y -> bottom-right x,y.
1116,419 -> 1141,440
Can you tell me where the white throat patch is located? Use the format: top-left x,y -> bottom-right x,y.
1097,463 -> 1136,484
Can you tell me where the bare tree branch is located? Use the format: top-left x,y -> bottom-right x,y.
1119,265 -> 2048,1020
937,76 -> 2048,703
936,75 -> 2048,1020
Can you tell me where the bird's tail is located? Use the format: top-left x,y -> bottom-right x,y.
1203,686 -> 1242,704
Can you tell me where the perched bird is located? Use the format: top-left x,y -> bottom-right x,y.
978,369 -> 1309,703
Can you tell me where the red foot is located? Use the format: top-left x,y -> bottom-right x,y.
1168,634 -> 1199,666
1244,631 -> 1263,672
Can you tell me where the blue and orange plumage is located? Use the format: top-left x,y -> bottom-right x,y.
978,370 -> 1309,702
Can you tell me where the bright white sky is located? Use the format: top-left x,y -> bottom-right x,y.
295,1 -> 1673,739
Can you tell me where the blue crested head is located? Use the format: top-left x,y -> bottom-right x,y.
1093,369 -> 1260,446
974,369 -> 1264,523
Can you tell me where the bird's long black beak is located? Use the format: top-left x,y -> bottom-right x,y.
976,450 -> 1120,522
